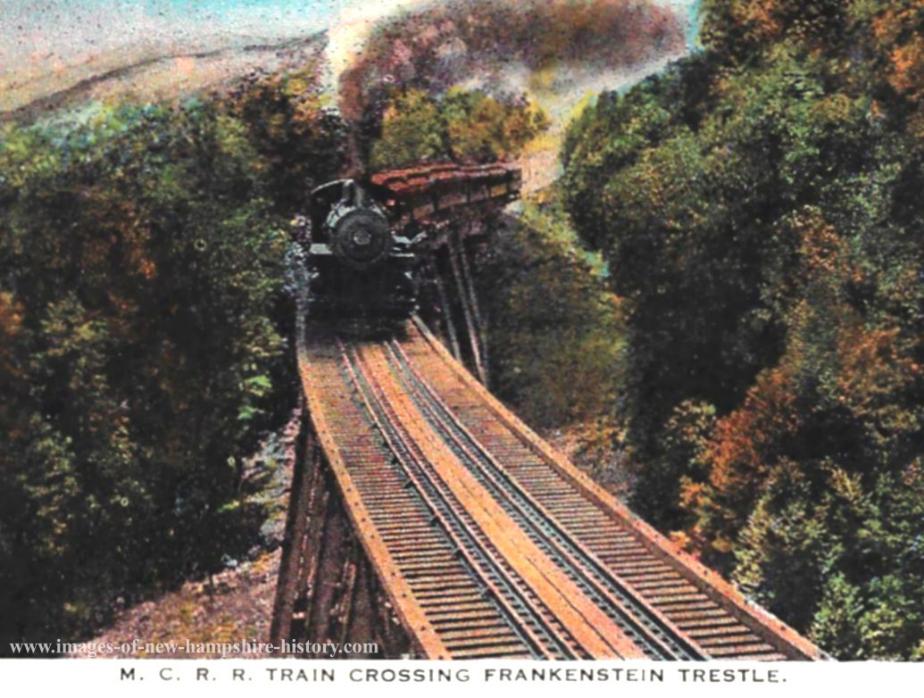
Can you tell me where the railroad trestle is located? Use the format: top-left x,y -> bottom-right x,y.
269,311 -> 824,660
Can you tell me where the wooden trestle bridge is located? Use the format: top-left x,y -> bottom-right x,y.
270,318 -> 824,659
269,164 -> 824,661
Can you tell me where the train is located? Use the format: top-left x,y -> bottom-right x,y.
298,162 -> 521,322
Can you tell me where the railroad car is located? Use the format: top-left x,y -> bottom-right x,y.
301,162 -> 521,323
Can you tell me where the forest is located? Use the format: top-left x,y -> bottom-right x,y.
0,66 -> 345,645
562,0 -> 924,658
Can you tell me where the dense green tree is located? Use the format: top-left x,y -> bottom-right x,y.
474,198 -> 625,432
222,65 -> 347,210
370,89 -> 448,170
0,81 -> 344,647
562,0 -> 924,657
442,89 -> 549,163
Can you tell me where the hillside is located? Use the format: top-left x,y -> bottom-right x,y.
0,33 -> 327,124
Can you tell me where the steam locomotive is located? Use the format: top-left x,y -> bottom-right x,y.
300,163 -> 521,322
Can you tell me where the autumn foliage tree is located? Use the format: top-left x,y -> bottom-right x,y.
0,71 -> 345,647
562,0 -> 924,658
370,87 -> 548,170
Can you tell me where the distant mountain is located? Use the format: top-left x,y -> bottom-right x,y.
0,31 -> 328,125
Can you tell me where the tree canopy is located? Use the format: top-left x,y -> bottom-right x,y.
370,88 -> 549,170
0,69 -> 345,647
562,0 -> 924,658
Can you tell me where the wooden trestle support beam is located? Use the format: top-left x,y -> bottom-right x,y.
269,406 -> 412,657
422,216 -> 491,385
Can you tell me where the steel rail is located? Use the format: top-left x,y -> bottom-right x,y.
338,339 -> 577,659
404,317 -> 827,660
384,339 -> 705,660
348,341 -> 646,659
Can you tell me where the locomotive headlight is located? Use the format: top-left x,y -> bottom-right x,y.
352,228 -> 373,246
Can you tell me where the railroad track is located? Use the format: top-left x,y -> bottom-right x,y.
379,339 -> 705,659
345,340 -> 596,659
293,315 -> 824,660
